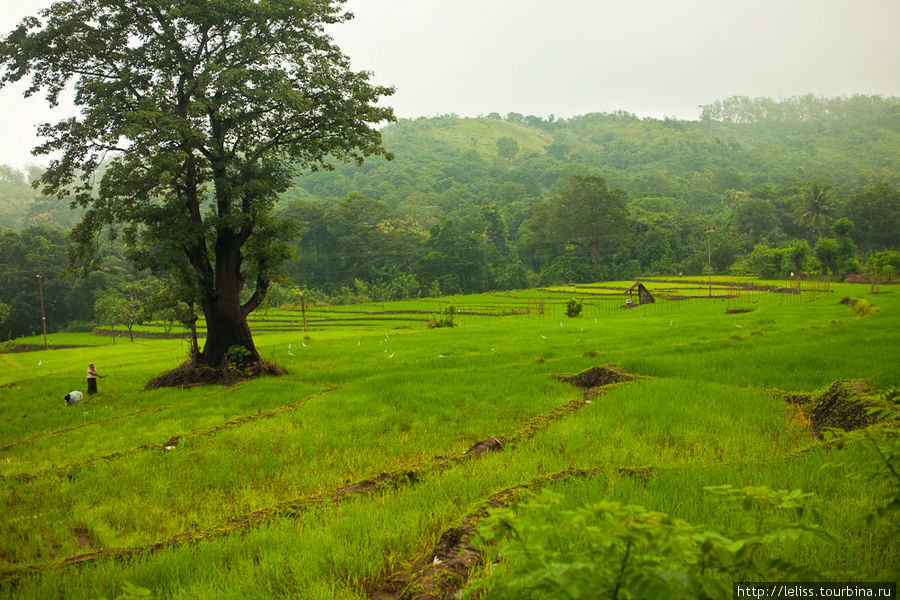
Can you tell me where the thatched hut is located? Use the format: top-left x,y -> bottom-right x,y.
625,282 -> 655,305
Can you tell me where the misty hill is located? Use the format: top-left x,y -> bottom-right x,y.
292,94 -> 900,219
2,95 -> 897,233
1,95 -> 899,337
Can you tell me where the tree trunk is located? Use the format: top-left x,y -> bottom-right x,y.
200,296 -> 259,368
198,268 -> 260,368
192,160 -> 270,370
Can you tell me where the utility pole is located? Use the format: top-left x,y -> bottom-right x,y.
300,291 -> 307,333
705,227 -> 715,298
36,272 -> 49,350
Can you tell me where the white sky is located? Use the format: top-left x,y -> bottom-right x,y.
1,0 -> 899,171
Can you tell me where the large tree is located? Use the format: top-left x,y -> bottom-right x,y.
0,0 -> 394,368
847,182 -> 900,253
550,175 -> 629,277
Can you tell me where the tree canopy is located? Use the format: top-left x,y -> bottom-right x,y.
0,0 -> 394,368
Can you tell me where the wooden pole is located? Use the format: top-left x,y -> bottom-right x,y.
705,228 -> 715,297
301,292 -> 307,333
36,272 -> 49,350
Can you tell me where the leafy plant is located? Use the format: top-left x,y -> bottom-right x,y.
565,298 -> 583,318
467,485 -> 831,599
226,345 -> 253,370
428,304 -> 458,328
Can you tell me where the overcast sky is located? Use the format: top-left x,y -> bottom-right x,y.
1,0 -> 898,170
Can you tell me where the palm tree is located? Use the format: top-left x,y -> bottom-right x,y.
793,183 -> 836,239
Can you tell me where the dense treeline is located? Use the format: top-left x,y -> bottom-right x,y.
1,95 -> 899,338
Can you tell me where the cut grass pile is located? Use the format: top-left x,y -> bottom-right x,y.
0,279 -> 897,598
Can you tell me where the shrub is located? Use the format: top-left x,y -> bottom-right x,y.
565,298 -> 583,318
428,304 -> 458,328
226,345 -> 252,369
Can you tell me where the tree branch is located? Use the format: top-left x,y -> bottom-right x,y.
241,277 -> 269,317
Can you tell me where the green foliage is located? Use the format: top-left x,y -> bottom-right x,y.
279,192 -> 427,294
497,136 -> 519,159
95,580 -> 153,600
830,218 -> 854,238
428,304 -> 458,328
814,238 -> 840,275
93,286 -> 148,343
565,298 -> 583,318
869,250 -> 900,270
0,165 -> 85,231
0,0 -> 394,366
539,244 -> 594,285
0,225 -> 81,338
468,485 -> 831,599
822,388 -> 900,539
279,98 -> 897,289
746,244 -> 788,279
2,94 -> 900,336
709,231 -> 744,272
792,183 -> 836,240
841,297 -> 880,316
699,94 -> 896,124
787,240 -> 812,275
226,345 -> 253,369
847,182 -> 900,253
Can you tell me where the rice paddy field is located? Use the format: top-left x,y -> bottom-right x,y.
0,277 -> 897,599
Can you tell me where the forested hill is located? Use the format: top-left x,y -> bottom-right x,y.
1,95 -> 899,335
3,95 -> 898,230
290,94 -> 900,218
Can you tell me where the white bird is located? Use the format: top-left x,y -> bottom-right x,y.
301,341 -> 306,347
438,354 -> 446,358
540,335 -> 547,339
734,324 -> 742,328
388,353 -> 395,358
37,360 -> 42,366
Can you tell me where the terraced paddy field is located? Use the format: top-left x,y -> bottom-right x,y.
0,278 -> 897,598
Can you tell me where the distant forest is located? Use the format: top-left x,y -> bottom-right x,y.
1,95 -> 899,338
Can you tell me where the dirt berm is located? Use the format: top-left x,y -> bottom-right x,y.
554,364 -> 635,388
809,380 -> 879,435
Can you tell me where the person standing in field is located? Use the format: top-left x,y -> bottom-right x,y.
86,362 -> 103,394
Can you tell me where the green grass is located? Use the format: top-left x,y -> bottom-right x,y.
0,279 -> 897,597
